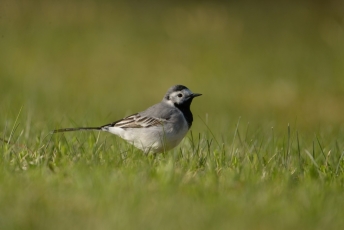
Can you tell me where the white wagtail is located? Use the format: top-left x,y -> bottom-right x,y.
53,85 -> 201,153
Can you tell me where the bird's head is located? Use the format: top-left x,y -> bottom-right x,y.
164,85 -> 202,108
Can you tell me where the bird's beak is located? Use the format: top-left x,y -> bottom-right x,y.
192,93 -> 202,98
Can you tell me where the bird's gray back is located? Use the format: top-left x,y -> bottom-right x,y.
139,102 -> 180,121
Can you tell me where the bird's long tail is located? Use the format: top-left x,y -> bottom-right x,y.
52,127 -> 102,134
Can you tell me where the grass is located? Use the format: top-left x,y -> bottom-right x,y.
1,0 -> 344,229
1,114 -> 344,229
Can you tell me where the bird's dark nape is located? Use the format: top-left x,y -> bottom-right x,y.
171,85 -> 188,91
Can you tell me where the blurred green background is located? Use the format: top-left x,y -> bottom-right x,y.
1,0 -> 344,136
1,1 -> 344,230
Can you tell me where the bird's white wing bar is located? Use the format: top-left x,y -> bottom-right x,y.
104,114 -> 168,129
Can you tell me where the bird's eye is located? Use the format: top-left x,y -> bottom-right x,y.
177,93 -> 183,98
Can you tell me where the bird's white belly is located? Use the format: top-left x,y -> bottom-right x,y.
107,122 -> 189,153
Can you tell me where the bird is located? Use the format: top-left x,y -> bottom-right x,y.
52,85 -> 202,153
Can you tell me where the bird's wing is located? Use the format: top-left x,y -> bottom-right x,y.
103,113 -> 169,129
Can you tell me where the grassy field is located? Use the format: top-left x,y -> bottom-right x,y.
1,0 -> 344,229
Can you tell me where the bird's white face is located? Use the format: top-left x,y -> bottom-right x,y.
166,88 -> 195,106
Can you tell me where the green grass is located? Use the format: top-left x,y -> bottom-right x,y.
1,0 -> 344,229
1,121 -> 344,230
